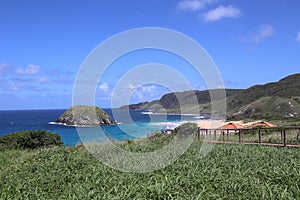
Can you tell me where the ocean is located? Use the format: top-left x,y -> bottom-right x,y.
0,109 -> 201,146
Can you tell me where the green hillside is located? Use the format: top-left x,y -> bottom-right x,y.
119,89 -> 243,114
227,73 -> 300,120
119,73 -> 300,121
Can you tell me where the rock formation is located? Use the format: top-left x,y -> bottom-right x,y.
56,106 -> 115,126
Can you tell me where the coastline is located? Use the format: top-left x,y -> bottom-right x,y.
48,121 -> 122,127
1,109 -> 226,146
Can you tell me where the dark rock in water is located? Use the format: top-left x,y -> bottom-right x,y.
56,105 -> 115,126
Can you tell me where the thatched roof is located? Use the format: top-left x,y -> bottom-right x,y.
247,121 -> 277,128
219,122 -> 245,130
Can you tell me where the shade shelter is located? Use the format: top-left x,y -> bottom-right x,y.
216,122 -> 246,143
219,122 -> 245,130
247,121 -> 276,128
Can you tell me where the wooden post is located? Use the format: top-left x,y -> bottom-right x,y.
223,131 -> 225,143
258,129 -> 261,144
214,130 -> 217,140
209,130 -> 211,142
197,128 -> 200,141
235,130 -> 237,142
241,130 -> 244,143
238,129 -> 241,144
283,129 -> 286,147
227,130 -> 229,141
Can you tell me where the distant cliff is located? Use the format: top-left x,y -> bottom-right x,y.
56,106 -> 115,126
119,73 -> 300,121
119,89 -> 242,114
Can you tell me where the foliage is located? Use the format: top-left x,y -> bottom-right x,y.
227,73 -> 300,120
115,133 -> 175,153
1,134 -> 300,199
0,130 -> 63,150
174,122 -> 198,137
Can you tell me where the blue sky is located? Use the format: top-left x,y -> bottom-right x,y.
0,0 -> 300,110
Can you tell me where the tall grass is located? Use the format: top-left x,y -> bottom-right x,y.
1,133 -> 300,199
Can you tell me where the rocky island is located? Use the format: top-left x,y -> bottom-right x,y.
56,105 -> 115,126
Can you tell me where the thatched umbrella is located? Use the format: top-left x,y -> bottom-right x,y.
247,121 -> 276,128
218,122 -> 245,142
219,122 -> 245,130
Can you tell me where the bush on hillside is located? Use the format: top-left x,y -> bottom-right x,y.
0,130 -> 63,150
174,122 -> 198,137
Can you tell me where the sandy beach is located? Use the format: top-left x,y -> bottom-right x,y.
194,120 -> 225,129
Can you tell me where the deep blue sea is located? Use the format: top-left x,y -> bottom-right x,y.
0,109 -> 200,146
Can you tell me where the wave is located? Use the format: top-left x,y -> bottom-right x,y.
148,112 -> 199,116
49,121 -> 123,127
194,116 -> 205,119
141,111 -> 153,115
150,121 -> 187,128
48,122 -> 97,127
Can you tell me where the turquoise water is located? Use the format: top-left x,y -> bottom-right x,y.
0,109 -> 200,146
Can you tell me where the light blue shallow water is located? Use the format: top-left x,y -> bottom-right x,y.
0,109 -> 201,146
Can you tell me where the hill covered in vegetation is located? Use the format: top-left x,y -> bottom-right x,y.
119,89 -> 243,114
227,73 -> 300,120
119,73 -> 300,121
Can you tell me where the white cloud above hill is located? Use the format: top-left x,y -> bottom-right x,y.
16,64 -> 40,75
0,63 -> 9,75
296,31 -> 300,43
177,0 -> 216,11
99,82 -> 109,93
202,5 -> 241,22
252,24 -> 274,43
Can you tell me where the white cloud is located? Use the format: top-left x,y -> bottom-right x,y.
98,83 -> 109,93
252,24 -> 274,43
141,85 -> 155,93
127,83 -> 142,91
177,0 -> 216,11
202,5 -> 241,22
133,85 -> 157,99
16,64 -> 40,75
0,63 -> 9,75
296,31 -> 300,43
37,76 -> 49,83
6,81 -> 23,92
120,84 -> 157,99
10,85 -> 22,92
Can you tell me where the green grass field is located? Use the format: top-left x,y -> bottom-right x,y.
1,133 -> 300,199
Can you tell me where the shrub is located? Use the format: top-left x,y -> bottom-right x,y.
174,122 -> 198,137
0,130 -> 63,150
